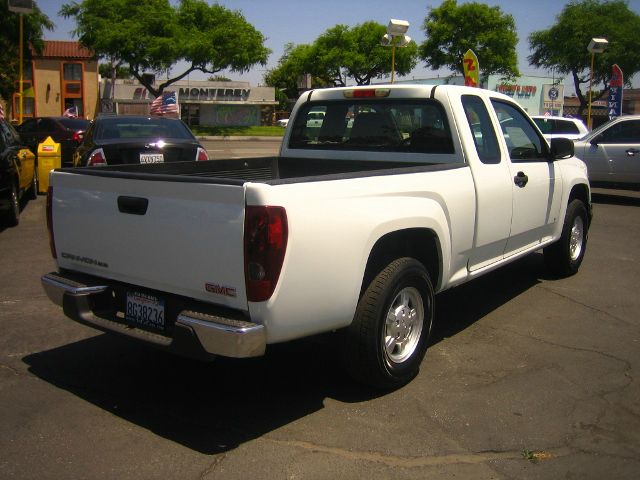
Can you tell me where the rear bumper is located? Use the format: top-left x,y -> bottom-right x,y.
41,271 -> 266,359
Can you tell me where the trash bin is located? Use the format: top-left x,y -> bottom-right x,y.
37,136 -> 61,194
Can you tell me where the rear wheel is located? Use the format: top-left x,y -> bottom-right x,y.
544,199 -> 588,277
343,257 -> 434,389
3,182 -> 20,227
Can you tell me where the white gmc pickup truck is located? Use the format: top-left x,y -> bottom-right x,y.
42,85 -> 591,388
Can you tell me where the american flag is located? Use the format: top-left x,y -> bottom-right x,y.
150,91 -> 179,117
0,102 -> 4,120
63,106 -> 78,118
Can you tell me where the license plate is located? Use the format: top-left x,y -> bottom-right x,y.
125,291 -> 165,330
140,153 -> 164,164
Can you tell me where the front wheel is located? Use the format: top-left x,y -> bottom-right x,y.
29,166 -> 39,200
343,257 -> 434,389
544,199 -> 589,277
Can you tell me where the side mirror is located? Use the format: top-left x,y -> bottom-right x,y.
550,137 -> 574,160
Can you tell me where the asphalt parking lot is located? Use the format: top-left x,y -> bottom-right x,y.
1,182 -> 639,479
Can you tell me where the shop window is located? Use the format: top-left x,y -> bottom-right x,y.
61,62 -> 84,117
63,63 -> 82,81
181,104 -> 199,126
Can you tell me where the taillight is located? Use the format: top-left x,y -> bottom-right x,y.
244,206 -> 288,302
72,131 -> 84,143
196,147 -> 209,161
87,148 -> 106,166
46,186 -> 57,259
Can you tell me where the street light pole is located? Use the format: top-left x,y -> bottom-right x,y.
381,19 -> 410,85
19,13 -> 24,125
586,37 -> 608,130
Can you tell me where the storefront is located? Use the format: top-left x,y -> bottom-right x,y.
101,79 -> 278,126
396,74 -> 565,116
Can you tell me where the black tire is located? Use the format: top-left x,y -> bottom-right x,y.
28,166 -> 39,200
343,257 -> 434,389
4,182 -> 20,227
544,199 -> 588,277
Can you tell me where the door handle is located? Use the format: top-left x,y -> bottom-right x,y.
626,148 -> 639,157
514,171 -> 528,188
117,196 -> 149,215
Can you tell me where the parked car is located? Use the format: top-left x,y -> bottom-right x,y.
16,116 -> 90,167
276,118 -> 289,127
573,115 -> 640,186
73,115 -> 209,167
531,115 -> 589,141
0,117 -> 37,226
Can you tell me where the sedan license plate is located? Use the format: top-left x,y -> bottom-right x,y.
126,291 -> 165,330
140,153 -> 164,164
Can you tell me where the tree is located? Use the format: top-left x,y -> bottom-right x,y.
528,0 -> 640,115
0,3 -> 53,104
60,0 -> 270,97
347,22 -> 417,85
264,21 -> 418,96
419,0 -> 519,80
264,43 -> 317,102
99,63 -> 131,79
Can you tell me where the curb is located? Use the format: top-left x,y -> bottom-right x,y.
196,136 -> 284,141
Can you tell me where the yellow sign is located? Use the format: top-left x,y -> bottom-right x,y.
463,49 -> 479,88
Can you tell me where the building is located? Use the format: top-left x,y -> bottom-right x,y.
100,79 -> 278,127
10,40 -> 99,121
395,74 -> 565,116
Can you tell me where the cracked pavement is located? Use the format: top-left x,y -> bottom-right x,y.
1,186 -> 639,479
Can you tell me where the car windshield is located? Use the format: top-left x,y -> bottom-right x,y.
95,117 -> 194,140
59,118 -> 90,130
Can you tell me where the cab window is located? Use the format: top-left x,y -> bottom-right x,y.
491,100 -> 548,161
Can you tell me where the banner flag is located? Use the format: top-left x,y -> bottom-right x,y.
608,64 -> 623,120
463,49 -> 479,88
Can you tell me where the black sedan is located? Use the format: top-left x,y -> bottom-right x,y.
73,115 -> 209,167
16,116 -> 90,167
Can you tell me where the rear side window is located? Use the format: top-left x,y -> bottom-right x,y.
289,99 -> 455,157
534,118 -> 580,135
462,95 -> 500,164
491,100 -> 548,161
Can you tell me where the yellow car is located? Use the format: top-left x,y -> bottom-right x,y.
1,118 -> 37,227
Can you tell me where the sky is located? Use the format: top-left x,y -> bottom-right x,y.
35,0 -> 640,89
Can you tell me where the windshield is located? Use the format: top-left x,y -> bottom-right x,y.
95,117 -> 194,140
288,99 -> 455,159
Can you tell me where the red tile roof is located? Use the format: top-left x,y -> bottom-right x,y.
39,41 -> 94,59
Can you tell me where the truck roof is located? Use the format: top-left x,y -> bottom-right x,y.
303,84 -> 512,103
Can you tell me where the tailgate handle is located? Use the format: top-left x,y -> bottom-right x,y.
118,196 -> 149,215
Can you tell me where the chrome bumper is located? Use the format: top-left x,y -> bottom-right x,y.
41,272 -> 266,359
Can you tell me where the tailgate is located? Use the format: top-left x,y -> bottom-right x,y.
50,170 -> 248,310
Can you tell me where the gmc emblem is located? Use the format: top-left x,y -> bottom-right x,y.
205,283 -> 237,298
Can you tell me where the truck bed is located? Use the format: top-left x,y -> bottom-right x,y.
58,156 -> 464,185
